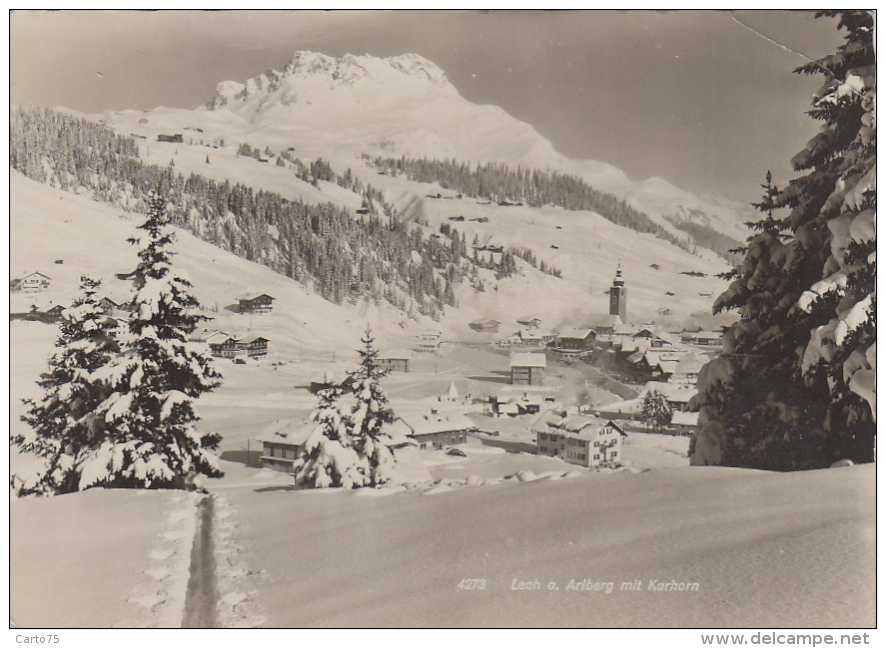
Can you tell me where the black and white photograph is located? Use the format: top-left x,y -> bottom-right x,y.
8,9 -> 876,634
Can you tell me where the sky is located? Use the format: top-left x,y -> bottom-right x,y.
10,9 -> 848,203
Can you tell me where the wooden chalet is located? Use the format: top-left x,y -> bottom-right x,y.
237,293 -> 275,314
258,419 -> 314,472
210,336 -> 245,359
510,352 -> 547,386
393,412 -> 476,450
242,335 -> 270,358
157,133 -> 184,143
19,272 -> 51,293
552,328 -> 596,358
416,330 -> 442,353
377,349 -> 411,373
517,315 -> 543,328
469,318 -> 500,333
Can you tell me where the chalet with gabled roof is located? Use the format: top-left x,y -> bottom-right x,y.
210,335 -> 245,358
242,335 -> 270,358
237,293 -> 275,314
394,412 -> 475,450
517,315 -> 543,328
19,272 -> 51,293
258,419 -> 315,472
377,349 -> 411,373
469,318 -> 500,332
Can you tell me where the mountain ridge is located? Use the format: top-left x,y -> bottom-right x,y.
197,51 -> 752,244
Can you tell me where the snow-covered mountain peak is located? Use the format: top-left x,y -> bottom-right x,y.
207,51 -> 457,113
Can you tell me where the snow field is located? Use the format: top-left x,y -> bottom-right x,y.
212,495 -> 266,628
219,464 -> 874,627
9,490 -> 184,628
124,491 -> 199,627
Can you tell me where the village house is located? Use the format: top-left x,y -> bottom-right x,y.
670,353 -> 707,384
533,412 -> 626,468
551,328 -> 596,359
377,349 -> 411,373
515,328 -> 546,348
37,303 -> 66,323
237,293 -> 276,314
517,315 -> 543,328
157,133 -> 184,143
258,419 -> 314,472
242,335 -> 270,358
98,297 -> 120,314
415,330 -> 442,353
491,385 -> 559,417
210,335 -> 245,359
469,318 -> 500,333
188,328 -> 225,344
18,272 -> 52,293
694,330 -> 724,347
510,352 -> 547,386
642,381 -> 698,412
393,412 -> 476,450
671,411 -> 700,435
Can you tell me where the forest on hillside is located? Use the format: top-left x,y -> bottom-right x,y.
9,107 -> 549,319
369,155 -> 742,259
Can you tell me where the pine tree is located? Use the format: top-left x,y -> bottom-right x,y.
693,11 -> 875,469
642,390 -> 672,434
293,382 -> 366,488
348,327 -> 397,486
294,329 -> 398,489
12,276 -> 120,495
89,191 -> 224,489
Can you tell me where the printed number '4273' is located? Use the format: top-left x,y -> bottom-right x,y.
457,579 -> 486,590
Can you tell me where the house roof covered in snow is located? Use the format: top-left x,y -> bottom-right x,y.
398,412 -> 477,436
236,292 -> 275,302
22,271 -> 52,281
671,411 -> 700,427
642,381 -> 697,403
509,352 -> 547,368
585,314 -> 622,329
557,328 -> 595,340
257,419 -> 314,446
534,412 -> 625,439
674,353 -> 707,375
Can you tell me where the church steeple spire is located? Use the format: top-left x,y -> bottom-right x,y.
609,264 -> 627,322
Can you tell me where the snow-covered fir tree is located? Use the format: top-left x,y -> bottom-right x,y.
693,10 -> 875,470
293,328 -> 397,489
12,276 -> 120,495
641,390 -> 672,434
293,381 -> 367,489
348,328 -> 397,486
87,191 -> 224,489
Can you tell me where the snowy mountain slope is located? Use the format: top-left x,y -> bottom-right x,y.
8,171 -> 418,357
98,51 -> 750,248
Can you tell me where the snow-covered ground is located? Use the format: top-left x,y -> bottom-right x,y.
10,489 -> 198,628
216,463 -> 874,628
8,171 -> 874,629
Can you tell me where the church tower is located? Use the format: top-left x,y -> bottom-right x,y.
609,265 -> 627,322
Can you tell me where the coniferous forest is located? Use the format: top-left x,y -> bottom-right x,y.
10,107 -> 535,319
